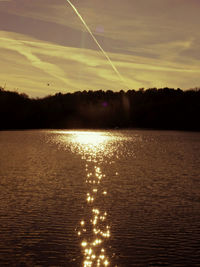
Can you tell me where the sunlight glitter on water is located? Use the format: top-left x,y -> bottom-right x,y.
53,130 -> 123,159
51,130 -> 133,266
54,131 -> 117,266
79,162 -> 110,266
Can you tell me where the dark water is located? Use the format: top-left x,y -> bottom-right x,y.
0,130 -> 200,266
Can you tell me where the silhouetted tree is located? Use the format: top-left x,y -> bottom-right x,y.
0,87 -> 199,131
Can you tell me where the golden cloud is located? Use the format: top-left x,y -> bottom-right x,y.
0,30 -> 200,97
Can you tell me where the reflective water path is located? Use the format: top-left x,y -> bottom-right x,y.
0,130 -> 200,266
56,131 -> 125,266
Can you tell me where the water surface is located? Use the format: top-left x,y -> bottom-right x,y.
0,130 -> 200,266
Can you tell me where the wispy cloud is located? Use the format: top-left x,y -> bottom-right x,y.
0,32 -> 71,86
0,30 -> 200,97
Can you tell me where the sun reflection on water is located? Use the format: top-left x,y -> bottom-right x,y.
68,131 -> 108,146
52,130 -> 126,266
55,130 -> 118,160
79,161 -> 111,267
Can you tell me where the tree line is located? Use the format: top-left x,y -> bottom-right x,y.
0,87 -> 199,131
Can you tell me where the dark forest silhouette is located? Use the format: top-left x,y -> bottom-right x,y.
0,87 -> 199,131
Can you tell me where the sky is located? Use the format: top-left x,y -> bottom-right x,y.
0,0 -> 200,97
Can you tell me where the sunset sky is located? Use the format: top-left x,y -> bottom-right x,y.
0,0 -> 200,97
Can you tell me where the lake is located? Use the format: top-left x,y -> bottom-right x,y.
0,130 -> 200,266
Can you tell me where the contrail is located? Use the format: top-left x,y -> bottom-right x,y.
66,0 -> 126,85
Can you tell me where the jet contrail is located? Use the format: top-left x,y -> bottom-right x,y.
66,0 -> 126,85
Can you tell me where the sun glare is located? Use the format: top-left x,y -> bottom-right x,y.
55,130 -> 113,157
69,131 -> 108,146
